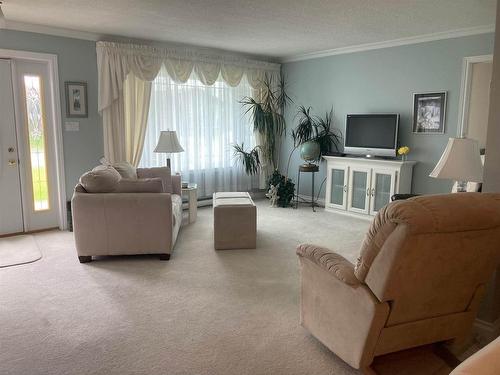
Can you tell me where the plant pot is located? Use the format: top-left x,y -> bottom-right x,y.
300,141 -> 320,164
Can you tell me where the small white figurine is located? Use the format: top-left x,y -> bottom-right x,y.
266,184 -> 280,207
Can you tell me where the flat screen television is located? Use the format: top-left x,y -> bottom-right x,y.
344,114 -> 399,157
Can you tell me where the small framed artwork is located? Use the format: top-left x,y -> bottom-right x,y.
412,91 -> 447,134
65,81 -> 88,118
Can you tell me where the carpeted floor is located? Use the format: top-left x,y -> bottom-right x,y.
0,235 -> 42,268
0,201 -> 372,375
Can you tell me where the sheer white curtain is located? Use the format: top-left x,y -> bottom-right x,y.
140,65 -> 258,198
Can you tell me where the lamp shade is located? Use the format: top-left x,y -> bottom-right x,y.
154,131 -> 184,153
430,137 -> 483,182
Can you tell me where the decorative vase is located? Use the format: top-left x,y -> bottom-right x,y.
402,154 -> 407,161
300,141 -> 320,165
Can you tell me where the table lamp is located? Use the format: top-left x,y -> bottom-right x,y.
429,137 -> 483,192
154,130 -> 184,170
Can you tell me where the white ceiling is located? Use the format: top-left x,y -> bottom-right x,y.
2,0 -> 497,60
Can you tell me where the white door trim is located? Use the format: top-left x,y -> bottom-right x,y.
0,48 -> 66,230
457,54 -> 493,138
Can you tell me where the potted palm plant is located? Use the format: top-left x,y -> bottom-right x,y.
232,74 -> 295,207
286,106 -> 342,175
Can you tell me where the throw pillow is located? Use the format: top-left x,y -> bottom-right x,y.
79,165 -> 121,193
113,161 -> 137,179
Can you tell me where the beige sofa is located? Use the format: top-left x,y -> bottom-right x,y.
72,165 -> 182,263
297,193 -> 500,372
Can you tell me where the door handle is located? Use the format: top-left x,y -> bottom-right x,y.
8,159 -> 17,166
343,185 -> 347,192
371,188 -> 375,196
366,188 -> 370,196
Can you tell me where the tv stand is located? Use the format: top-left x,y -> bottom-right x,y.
323,156 -> 416,218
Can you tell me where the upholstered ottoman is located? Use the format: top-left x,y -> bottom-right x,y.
213,192 -> 256,250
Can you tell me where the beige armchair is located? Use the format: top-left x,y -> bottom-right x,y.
72,166 -> 183,263
297,193 -> 500,372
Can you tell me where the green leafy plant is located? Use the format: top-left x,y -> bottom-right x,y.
267,170 -> 295,208
233,74 -> 292,174
232,143 -> 261,175
286,106 -> 342,175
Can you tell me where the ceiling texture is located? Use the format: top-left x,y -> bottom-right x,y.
2,0 -> 497,60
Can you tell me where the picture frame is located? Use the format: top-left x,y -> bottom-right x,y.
65,81 -> 88,118
412,91 -> 447,134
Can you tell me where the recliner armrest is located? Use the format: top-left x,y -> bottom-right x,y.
297,243 -> 360,286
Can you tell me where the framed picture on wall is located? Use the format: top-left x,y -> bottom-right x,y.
412,91 -> 447,134
65,81 -> 88,118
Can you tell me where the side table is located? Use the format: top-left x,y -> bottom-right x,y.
182,183 -> 198,223
295,164 -> 319,212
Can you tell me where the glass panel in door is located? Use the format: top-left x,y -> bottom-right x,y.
23,75 -> 50,211
330,168 -> 345,206
351,170 -> 368,210
373,173 -> 392,212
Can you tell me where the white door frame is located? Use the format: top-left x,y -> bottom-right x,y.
457,54 -> 493,137
0,48 -> 66,230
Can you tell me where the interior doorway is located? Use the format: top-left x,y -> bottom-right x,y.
0,50 -> 65,236
458,55 -> 493,145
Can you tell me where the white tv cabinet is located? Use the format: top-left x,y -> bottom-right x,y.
323,156 -> 416,218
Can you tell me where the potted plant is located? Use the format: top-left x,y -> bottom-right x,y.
233,75 -> 296,207
286,106 -> 342,175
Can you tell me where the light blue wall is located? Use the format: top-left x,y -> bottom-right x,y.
282,33 -> 495,196
0,29 -> 101,199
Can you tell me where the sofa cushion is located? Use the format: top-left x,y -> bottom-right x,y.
113,161 -> 137,179
79,165 -> 121,193
136,167 -> 172,193
114,178 -> 163,193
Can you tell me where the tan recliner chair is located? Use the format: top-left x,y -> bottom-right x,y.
297,193 -> 500,372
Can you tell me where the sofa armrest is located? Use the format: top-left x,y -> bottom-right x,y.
171,174 -> 182,196
297,243 -> 359,286
71,192 -> 174,256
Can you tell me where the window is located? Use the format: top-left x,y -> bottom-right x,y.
23,75 -> 49,211
140,67 -> 257,198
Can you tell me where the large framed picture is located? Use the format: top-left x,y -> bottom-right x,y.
65,81 -> 88,118
412,91 -> 447,134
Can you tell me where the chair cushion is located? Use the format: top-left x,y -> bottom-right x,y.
113,161 -> 137,179
79,165 -> 121,193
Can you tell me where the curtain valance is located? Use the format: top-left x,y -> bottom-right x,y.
97,41 -> 280,112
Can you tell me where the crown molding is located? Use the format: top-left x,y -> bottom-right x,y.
4,20 -> 102,41
281,25 -> 495,63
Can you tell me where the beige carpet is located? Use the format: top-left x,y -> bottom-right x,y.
0,201 -> 379,375
0,234 -> 42,268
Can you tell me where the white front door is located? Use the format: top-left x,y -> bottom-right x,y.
12,59 -> 60,232
1,58 -> 61,235
0,59 -> 24,235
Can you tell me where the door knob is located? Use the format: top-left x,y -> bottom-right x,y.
8,147 -> 15,153
8,159 -> 17,166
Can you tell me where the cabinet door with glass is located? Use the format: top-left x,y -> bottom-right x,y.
347,167 -> 371,214
369,169 -> 396,215
326,165 -> 348,210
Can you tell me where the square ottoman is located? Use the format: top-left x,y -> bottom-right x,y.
213,192 -> 257,250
